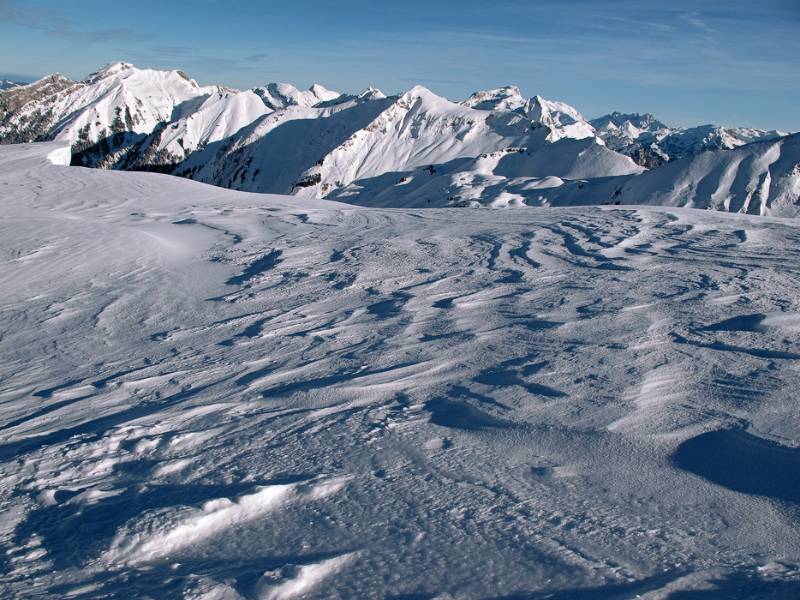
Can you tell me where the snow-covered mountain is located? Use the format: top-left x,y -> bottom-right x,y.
0,79 -> 25,91
336,132 -> 800,216
281,85 -> 546,196
462,85 -> 595,141
591,111 -> 787,168
71,74 -> 601,197
254,81 -> 342,110
609,132 -> 800,216
171,88 -> 397,193
1,62 -> 797,216
0,63 -> 212,149
328,137 -> 644,208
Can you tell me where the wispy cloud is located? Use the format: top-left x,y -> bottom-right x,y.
679,11 -> 716,34
0,0 -> 272,81
0,0 -> 797,129
0,0 -> 154,43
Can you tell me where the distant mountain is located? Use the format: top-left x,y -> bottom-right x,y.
0,79 -> 26,91
0,62 -> 207,151
461,86 -> 595,141
1,62 -> 797,216
590,111 -> 786,168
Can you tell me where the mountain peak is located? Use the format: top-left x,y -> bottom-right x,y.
397,85 -> 443,106
590,112 -> 667,132
309,83 -> 339,100
86,61 -> 136,82
106,61 -> 135,72
523,95 -> 594,141
254,82 -> 342,110
359,86 -> 386,101
462,86 -> 524,111
403,84 -> 436,97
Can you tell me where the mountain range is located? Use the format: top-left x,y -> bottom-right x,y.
1,62 -> 797,216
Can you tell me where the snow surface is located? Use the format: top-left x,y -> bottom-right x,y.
2,143 -> 800,598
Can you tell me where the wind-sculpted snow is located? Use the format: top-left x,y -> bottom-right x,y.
2,143 -> 800,597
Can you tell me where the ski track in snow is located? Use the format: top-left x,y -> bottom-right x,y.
1,143 -> 800,597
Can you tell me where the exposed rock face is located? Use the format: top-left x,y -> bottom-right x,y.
0,75 -> 80,143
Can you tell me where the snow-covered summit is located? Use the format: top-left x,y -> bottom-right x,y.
359,86 -> 386,101
84,61 -> 136,83
462,85 -> 526,112
462,86 -> 595,141
0,62 -> 210,148
254,82 -> 341,110
590,111 -> 667,133
524,95 -> 595,141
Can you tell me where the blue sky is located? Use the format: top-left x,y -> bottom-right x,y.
1,0 -> 798,130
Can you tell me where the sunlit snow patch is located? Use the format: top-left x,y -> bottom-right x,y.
105,477 -> 350,565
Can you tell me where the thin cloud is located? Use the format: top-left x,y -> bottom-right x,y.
0,0 -> 153,44
679,12 -> 716,34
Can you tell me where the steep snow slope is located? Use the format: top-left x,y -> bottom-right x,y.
328,135 -> 643,207
293,85 -> 543,197
176,85 -> 556,197
72,87 -> 277,169
61,72 -> 346,172
2,143 -> 800,598
148,88 -> 273,159
612,132 -> 800,215
174,92 -> 398,193
330,133 -> 800,216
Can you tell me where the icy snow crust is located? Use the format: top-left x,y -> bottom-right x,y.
1,143 -> 800,597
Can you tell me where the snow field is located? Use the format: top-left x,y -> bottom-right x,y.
1,143 -> 800,597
